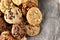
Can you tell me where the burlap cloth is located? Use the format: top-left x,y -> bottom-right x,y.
28,0 -> 60,40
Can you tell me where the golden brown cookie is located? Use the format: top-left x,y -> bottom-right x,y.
0,0 -> 12,13
26,7 -> 42,26
12,23 -> 27,40
2,0 -> 12,8
22,1 -> 37,16
0,31 -> 15,40
1,31 -> 10,35
0,17 -> 7,32
4,6 -> 22,24
25,25 -> 40,36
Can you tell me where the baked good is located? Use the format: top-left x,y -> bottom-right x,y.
0,17 -> 7,32
1,31 -> 10,35
0,0 -> 12,13
12,0 -> 28,6
4,6 -> 22,24
22,1 -> 37,16
25,25 -> 40,36
1,0 -> 12,8
26,7 -> 42,26
12,23 -> 27,40
0,31 -> 15,40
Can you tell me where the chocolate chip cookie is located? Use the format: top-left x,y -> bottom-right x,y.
0,31 -> 15,40
4,6 -> 22,24
0,0 -> 12,13
12,23 -> 27,40
22,1 -> 37,16
26,7 -> 42,26
25,25 -> 40,36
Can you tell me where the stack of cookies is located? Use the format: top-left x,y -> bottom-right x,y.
0,0 -> 42,40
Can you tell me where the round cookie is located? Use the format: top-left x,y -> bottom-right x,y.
12,23 -> 27,40
4,6 -> 22,24
0,17 -> 7,32
1,31 -> 10,35
0,2 -> 6,13
1,0 -> 12,8
0,0 -> 12,13
22,1 -> 37,16
12,0 -> 28,6
25,25 -> 40,36
26,7 -> 42,26
0,31 -> 15,40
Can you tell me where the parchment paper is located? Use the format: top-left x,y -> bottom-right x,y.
28,0 -> 60,40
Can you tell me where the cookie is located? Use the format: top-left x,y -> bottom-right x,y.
21,36 -> 27,40
12,0 -> 28,6
0,0 -> 12,13
12,23 -> 27,40
26,7 -> 42,26
0,17 -> 7,32
4,6 -> 22,24
22,1 -> 37,16
1,31 -> 10,35
25,25 -> 40,36
0,31 -> 15,40
1,0 -> 12,8
0,2 -> 6,13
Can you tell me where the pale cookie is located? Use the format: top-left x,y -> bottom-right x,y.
0,2 -> 6,13
12,0 -> 28,6
25,25 -> 40,36
21,36 -> 27,40
12,23 -> 27,40
4,6 -> 22,24
1,0 -> 12,8
1,31 -> 10,35
0,0 -> 12,13
0,31 -> 15,40
26,7 -> 42,26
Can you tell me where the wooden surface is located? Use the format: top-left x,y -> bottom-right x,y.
28,0 -> 60,40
